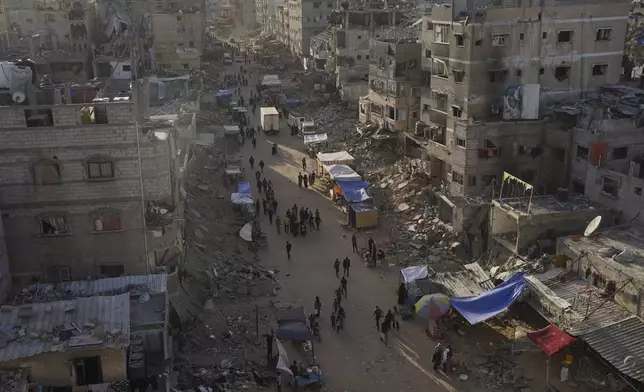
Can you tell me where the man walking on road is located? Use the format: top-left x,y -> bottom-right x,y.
285,241 -> 292,260
249,156 -> 255,169
267,207 -> 273,224
342,256 -> 351,277
252,137 -> 256,149
314,296 -> 322,316
315,209 -> 321,230
373,306 -> 383,331
275,216 -> 281,234
302,157 -> 307,171
368,236 -> 374,253
340,276 -> 347,298
333,258 -> 340,278
351,234 -> 358,252
259,160 -> 265,173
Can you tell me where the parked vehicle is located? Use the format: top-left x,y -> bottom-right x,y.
260,107 -> 280,135
223,53 -> 232,65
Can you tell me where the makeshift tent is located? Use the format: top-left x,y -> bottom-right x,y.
415,294 -> 451,318
261,75 -> 282,88
527,324 -> 575,356
401,265 -> 429,283
285,98 -> 301,106
223,125 -> 240,134
325,164 -> 361,181
304,133 -> 328,145
231,193 -> 253,205
216,90 -> 233,99
347,202 -> 378,229
276,307 -> 313,341
335,180 -> 371,203
238,181 -> 251,196
317,151 -> 354,166
450,272 -> 527,325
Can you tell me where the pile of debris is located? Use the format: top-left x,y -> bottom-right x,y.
475,345 -> 530,391
0,370 -> 26,392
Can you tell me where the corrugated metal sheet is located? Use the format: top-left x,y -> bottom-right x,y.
0,294 -> 130,362
581,316 -> 644,383
432,262 -> 494,297
15,275 -> 167,304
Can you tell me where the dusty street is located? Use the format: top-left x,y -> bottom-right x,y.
222,66 -> 458,392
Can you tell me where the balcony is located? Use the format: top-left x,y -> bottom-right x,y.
428,109 -> 447,128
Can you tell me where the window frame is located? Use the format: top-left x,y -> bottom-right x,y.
434,24 -> 449,44
91,210 -> 123,233
39,214 -> 71,236
86,158 -> 115,180
557,30 -> 573,43
595,28 -> 612,41
491,33 -> 508,47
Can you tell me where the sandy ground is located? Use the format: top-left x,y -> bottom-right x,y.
215,64 -> 461,392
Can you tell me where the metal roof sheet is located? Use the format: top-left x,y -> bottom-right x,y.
13,275 -> 167,304
431,262 -> 494,297
0,294 -> 130,362
581,316 -> 644,383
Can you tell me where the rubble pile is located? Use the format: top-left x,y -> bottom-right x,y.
0,370 -> 26,392
475,346 -> 530,392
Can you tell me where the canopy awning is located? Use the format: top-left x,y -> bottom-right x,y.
238,181 -> 251,196
304,133 -> 328,145
335,180 -> 371,202
231,193 -> 253,205
276,307 -> 312,341
527,324 -> 576,356
450,272 -> 527,325
324,164 -> 361,181
317,151 -> 354,165
216,90 -> 233,99
224,125 -> 240,134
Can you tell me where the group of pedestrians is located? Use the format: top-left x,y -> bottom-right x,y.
282,205 -> 321,238
372,305 -> 400,346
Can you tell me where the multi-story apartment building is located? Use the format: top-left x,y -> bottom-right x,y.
410,0 -> 631,200
1,0 -> 95,81
359,37 -> 422,137
288,0 -> 334,56
0,82 -> 194,286
312,8 -> 406,101
232,0 -> 257,27
275,4 -> 290,46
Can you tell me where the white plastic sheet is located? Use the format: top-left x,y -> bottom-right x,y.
400,265 -> 429,283
239,223 -> 253,242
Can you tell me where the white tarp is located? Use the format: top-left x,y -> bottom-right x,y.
231,193 -> 253,205
317,151 -> 354,165
275,339 -> 293,376
239,223 -> 253,241
304,133 -> 328,145
261,75 -> 281,87
224,125 -> 240,134
196,133 -> 215,146
324,164 -> 361,181
401,265 -> 429,283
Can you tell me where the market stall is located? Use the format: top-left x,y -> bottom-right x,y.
304,133 -> 328,158
347,202 -> 378,229
324,164 -> 361,182
216,90 -> 233,106
316,151 -> 355,174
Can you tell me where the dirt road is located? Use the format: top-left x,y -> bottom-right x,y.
219,64 -> 459,392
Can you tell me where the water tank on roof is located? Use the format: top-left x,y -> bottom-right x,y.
10,65 -> 32,95
0,62 -> 12,89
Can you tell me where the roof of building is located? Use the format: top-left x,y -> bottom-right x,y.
559,225 -> 644,283
495,194 -> 603,216
580,316 -> 644,383
11,274 -> 167,305
431,262 -> 495,297
0,294 -> 130,362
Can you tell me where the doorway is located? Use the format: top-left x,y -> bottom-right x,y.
74,356 -> 102,385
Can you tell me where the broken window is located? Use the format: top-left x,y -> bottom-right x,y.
557,30 -> 573,43
452,69 -> 464,83
539,67 -> 544,75
34,159 -> 62,185
489,70 -> 508,83
93,211 -> 122,232
40,216 -> 70,235
635,187 -> 643,196
516,69 -> 522,77
519,33 -> 524,40
100,264 -> 125,277
434,25 -> 449,44
74,356 -> 102,385
555,66 -> 570,81
452,171 -> 464,185
87,159 -> 114,179
432,59 -> 447,78
313,1 -> 321,7
592,64 -> 607,76
80,106 -> 108,125
596,28 -> 612,41
612,146 -> 628,159
601,177 -> 619,197
24,109 -> 53,127
452,105 -> 462,118
122,64 -> 131,72
426,22 -> 432,30
356,55 -> 362,60
456,137 -> 465,148
455,33 -> 464,46
425,49 -> 431,58
432,91 -> 447,111
542,32 -> 547,39
491,34 -> 508,46
576,145 -> 589,159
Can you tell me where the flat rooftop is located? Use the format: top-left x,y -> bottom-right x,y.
495,194 -> 601,216
559,225 -> 644,282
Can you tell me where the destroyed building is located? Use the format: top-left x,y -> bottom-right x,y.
0,76 -> 195,285
310,8 -> 407,102
287,0 -> 335,57
0,274 -> 170,389
359,33 -> 422,135
275,4 -> 290,46
408,0 -> 631,203
551,85 -> 644,225
232,0 -> 257,27
1,0 -> 95,82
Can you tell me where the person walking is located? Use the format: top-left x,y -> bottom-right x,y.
275,215 -> 281,234
259,160 -> 265,173
314,296 -> 322,316
432,343 -> 443,371
302,157 -> 307,171
285,241 -> 292,260
265,331 -> 274,359
255,199 -> 260,216
252,137 -> 257,149
381,314 -> 392,346
268,207 -> 273,224
368,237 -> 374,253
262,178 -> 268,193
303,174 -> 308,189
342,256 -> 351,277
297,173 -> 302,188
262,198 -> 268,215
333,258 -> 340,278
351,234 -> 358,253
283,214 -> 290,235
315,209 -> 321,230
340,276 -> 348,298
272,198 -> 278,212
373,306 -> 383,331
249,156 -> 255,169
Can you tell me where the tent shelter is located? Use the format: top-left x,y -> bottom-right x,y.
324,164 -> 361,181
317,151 -> 355,169
335,180 -> 370,203
276,307 -> 313,341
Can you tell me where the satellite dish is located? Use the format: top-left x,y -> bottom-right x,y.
584,216 -> 602,237
12,91 -> 25,104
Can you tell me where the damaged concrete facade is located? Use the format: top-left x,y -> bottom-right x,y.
359,37 -> 422,135
410,0 -> 631,200
0,87 -> 195,286
1,0 -> 95,81
313,8 -> 405,102
288,0 -> 334,56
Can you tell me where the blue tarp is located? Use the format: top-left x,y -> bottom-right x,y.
238,181 -> 251,196
336,180 -> 371,203
216,90 -> 233,99
276,307 -> 312,341
285,98 -> 301,106
450,272 -> 527,325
